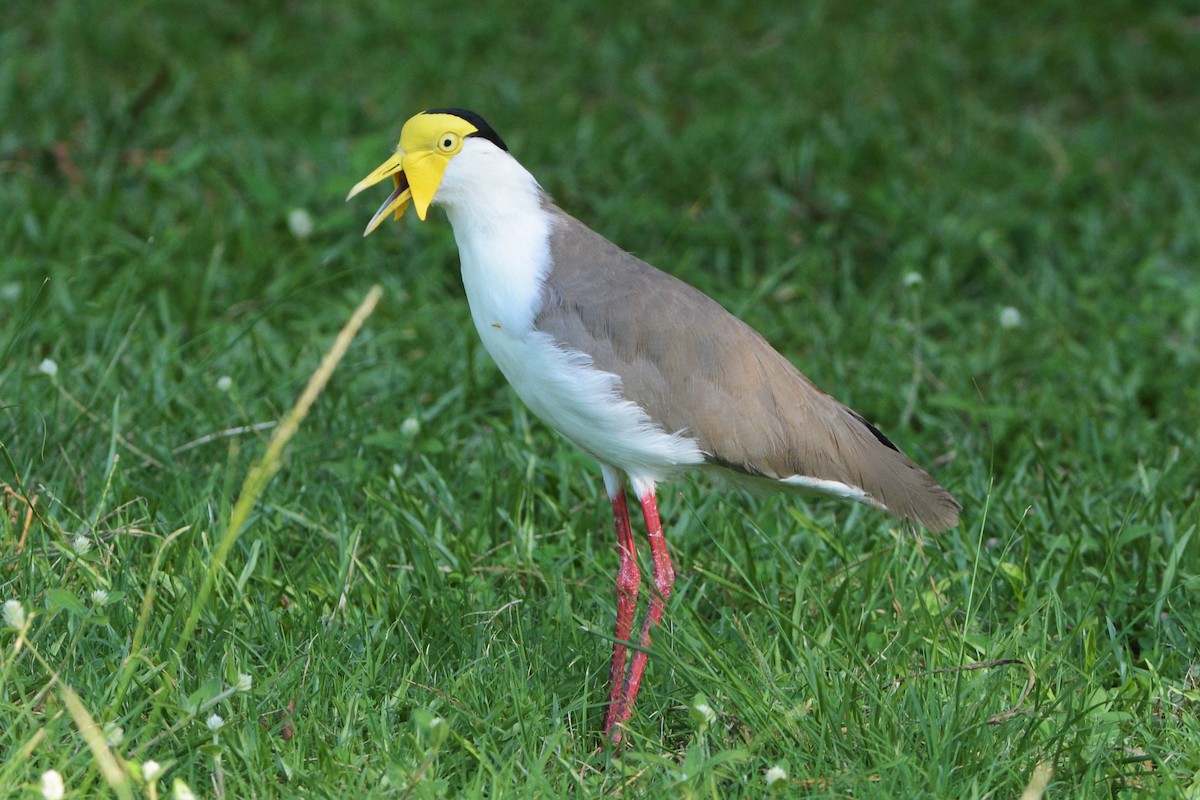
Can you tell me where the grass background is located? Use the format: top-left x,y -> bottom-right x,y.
2,0 -> 1199,796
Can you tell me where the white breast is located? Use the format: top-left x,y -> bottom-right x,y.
438,143 -> 703,489
476,321 -> 705,486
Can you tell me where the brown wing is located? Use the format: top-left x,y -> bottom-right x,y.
533,205 -> 960,531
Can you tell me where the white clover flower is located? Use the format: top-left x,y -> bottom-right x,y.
693,702 -> 716,726
173,778 -> 197,800
72,535 -> 92,556
400,417 -> 421,436
902,271 -> 924,288
206,713 -> 224,731
3,600 -> 26,630
216,375 -> 233,392
142,760 -> 162,782
765,764 -> 788,787
999,306 -> 1023,329
236,673 -> 253,693
38,358 -> 59,378
91,589 -> 109,606
287,208 -> 314,239
103,721 -> 123,746
40,769 -> 65,800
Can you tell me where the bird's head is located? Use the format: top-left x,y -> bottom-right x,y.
346,108 -> 508,235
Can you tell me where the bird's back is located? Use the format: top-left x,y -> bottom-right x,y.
534,204 -> 959,531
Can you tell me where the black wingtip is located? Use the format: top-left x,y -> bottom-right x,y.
850,410 -> 901,454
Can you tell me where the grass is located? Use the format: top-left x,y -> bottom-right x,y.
2,0 -> 1198,796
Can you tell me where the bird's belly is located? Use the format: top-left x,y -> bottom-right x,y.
474,322 -> 704,480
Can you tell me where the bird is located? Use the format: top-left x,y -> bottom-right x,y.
347,108 -> 959,747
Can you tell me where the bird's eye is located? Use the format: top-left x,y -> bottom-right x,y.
437,132 -> 462,154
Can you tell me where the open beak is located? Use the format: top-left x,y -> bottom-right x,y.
346,150 -> 411,236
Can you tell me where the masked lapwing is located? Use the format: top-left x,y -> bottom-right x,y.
348,108 -> 959,747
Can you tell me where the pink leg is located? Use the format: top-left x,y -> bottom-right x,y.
607,489 -> 675,745
603,486 -> 640,735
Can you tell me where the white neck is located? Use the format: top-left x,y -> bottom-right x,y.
431,140 -> 707,485
436,142 -> 551,334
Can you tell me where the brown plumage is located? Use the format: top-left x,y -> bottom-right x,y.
535,204 -> 960,531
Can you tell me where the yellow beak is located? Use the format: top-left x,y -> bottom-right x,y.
346,150 -> 412,236
349,112 -> 482,234
347,143 -> 454,235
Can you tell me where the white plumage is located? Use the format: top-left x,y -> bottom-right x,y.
443,139 -> 706,493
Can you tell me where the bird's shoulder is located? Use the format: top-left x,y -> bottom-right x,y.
538,204 -> 716,315
533,201 -> 786,382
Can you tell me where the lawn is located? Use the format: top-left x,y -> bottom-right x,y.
2,0 -> 1198,796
